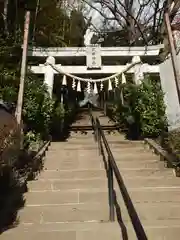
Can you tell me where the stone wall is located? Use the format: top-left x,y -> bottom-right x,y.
159,54 -> 180,131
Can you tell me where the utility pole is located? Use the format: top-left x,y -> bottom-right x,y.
15,11 -> 30,125
15,10 -> 30,148
164,2 -> 180,105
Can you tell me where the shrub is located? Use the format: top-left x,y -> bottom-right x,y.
135,77 -> 167,137
159,129 -> 180,160
50,102 -> 65,136
112,77 -> 167,138
23,76 -> 54,138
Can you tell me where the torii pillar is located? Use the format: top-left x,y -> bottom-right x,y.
132,56 -> 144,85
44,56 -> 56,97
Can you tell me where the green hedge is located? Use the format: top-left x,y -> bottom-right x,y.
110,77 -> 168,138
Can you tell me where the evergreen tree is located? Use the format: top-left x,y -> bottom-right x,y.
0,0 -> 86,137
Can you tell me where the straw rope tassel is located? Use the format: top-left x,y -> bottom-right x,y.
122,73 -> 126,84
94,82 -> 98,94
62,75 -> 67,85
115,77 -> 118,87
72,78 -> 76,90
108,79 -> 112,91
100,82 -> 103,91
77,80 -> 81,92
87,81 -> 91,94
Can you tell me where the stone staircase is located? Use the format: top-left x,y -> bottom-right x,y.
1,117 -> 180,239
1,131 -> 122,239
105,132 -> 180,239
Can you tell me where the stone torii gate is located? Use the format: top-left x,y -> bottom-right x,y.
28,45 -> 163,97
27,44 -> 180,130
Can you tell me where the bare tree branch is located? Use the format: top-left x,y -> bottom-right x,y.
81,0 -> 180,46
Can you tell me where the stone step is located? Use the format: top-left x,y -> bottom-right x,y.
44,153 -> 156,162
119,166 -> 174,177
127,187 -> 180,203
1,222 -> 120,233
65,141 -> 96,145
68,133 -> 94,136
143,226 -> 180,240
53,138 -> 95,142
52,138 -> 143,147
43,157 -> 162,171
119,167 -> 173,177
71,122 -> 92,125
106,140 -> 147,149
116,159 -> 165,169
128,202 -> 180,223
45,149 -> 157,160
104,131 -> 123,135
28,178 -> 107,192
39,169 -> 106,180
28,175 -> 179,192
104,144 -> 146,149
0,222 -> 126,240
46,149 -> 100,157
17,203 -> 109,224
46,150 -> 159,161
77,224 -> 180,240
50,142 -> 96,148
43,157 -> 102,171
2,220 -> 180,240
76,187 -> 180,204
104,138 -> 144,145
39,168 -> 173,180
48,145 -> 150,153
48,145 -> 98,151
25,187 -> 180,206
69,134 -> 94,139
25,190 -> 109,206
68,135 -> 95,139
111,151 -> 157,160
60,135 -> 95,139
25,190 -> 79,206
50,139 -> 145,149
121,176 -> 180,189
18,201 -> 180,225
24,190 -> 108,206
68,136 -> 95,140
1,230 -> 78,240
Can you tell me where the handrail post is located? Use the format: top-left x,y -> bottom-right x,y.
94,119 -> 97,142
108,155 -> 115,222
97,124 -> 101,155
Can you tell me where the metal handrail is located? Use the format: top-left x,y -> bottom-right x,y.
93,116 -> 148,240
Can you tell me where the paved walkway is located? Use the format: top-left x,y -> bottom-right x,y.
1,110 -> 180,239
